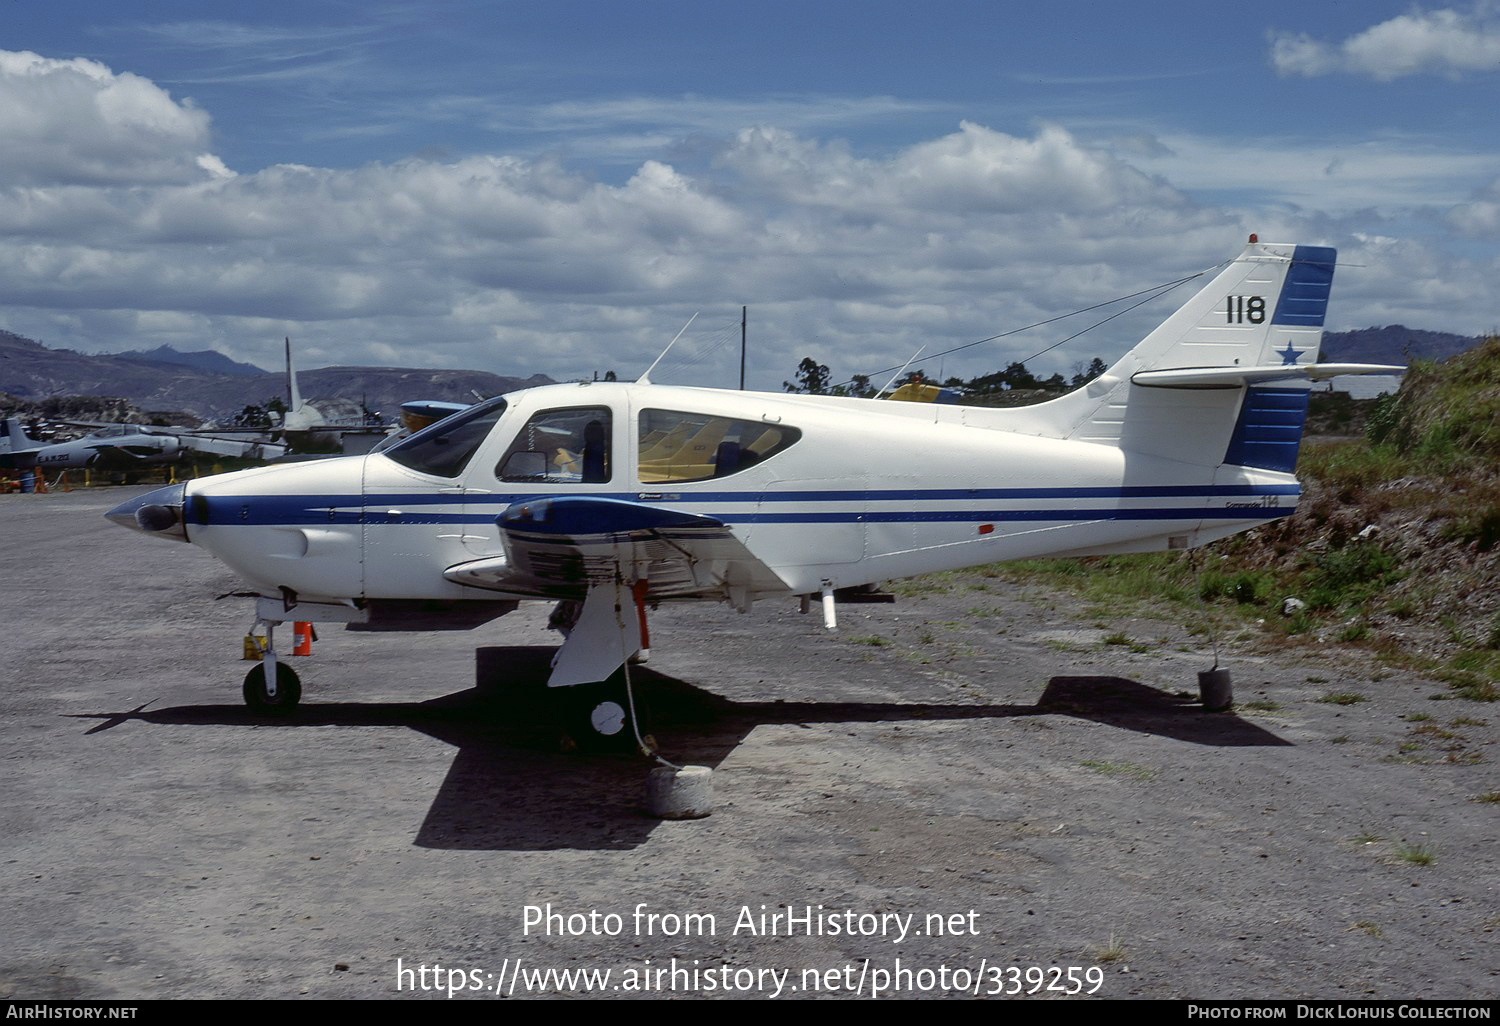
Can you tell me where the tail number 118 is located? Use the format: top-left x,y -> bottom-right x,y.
1226,296 -> 1265,324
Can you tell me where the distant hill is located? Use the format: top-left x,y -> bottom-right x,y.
1319,325 -> 1483,366
115,344 -> 266,377
0,328 -> 554,419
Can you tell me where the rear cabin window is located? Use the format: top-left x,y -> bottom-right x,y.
383,396 -> 508,478
497,406 -> 612,483
637,410 -> 800,483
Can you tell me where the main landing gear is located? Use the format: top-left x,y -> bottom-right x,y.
560,673 -> 650,752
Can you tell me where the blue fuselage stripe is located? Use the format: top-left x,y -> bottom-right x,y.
194,485 -> 1297,527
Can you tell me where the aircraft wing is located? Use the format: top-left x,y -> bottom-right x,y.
87,442 -> 172,462
443,496 -> 790,605
177,435 -> 288,459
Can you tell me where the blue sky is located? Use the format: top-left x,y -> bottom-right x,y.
3,1 -> 1498,388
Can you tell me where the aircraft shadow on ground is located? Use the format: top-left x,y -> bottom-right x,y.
72,646 -> 1288,853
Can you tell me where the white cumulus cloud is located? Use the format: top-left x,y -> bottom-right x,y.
0,48 -> 1494,390
1270,5 -> 1500,79
0,50 -> 221,186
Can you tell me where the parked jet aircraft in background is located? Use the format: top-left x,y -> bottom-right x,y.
107,237 -> 1400,746
269,338 -> 391,453
1,418 -> 284,474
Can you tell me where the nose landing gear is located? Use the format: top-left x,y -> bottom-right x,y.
243,660 -> 302,713
243,617 -> 302,713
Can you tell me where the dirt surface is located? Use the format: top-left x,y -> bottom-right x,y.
1,487 -> 1495,1001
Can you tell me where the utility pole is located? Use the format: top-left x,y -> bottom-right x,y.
740,306 -> 747,390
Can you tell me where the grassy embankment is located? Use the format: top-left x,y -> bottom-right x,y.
943,338 -> 1500,702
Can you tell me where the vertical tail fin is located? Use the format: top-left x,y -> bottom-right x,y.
1012,240 -> 1341,469
1,417 -> 37,455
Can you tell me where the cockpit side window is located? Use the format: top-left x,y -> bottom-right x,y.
498,406 -> 612,483
638,409 -> 800,483
382,396 -> 508,478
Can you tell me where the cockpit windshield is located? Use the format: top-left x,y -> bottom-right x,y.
381,395 -> 508,478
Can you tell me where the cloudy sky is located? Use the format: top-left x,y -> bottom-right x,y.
3,1 -> 1498,389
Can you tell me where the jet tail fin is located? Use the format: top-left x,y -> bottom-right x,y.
1,417 -> 36,455
285,337 -> 302,412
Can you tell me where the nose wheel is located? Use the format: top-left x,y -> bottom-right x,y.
243,661 -> 302,713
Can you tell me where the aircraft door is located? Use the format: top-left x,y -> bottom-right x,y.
364,397 -> 510,595
461,403 -> 618,558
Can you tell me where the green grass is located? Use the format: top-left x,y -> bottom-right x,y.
1300,543 -> 1404,612
888,574 -> 956,596
1080,760 -> 1157,781
1432,667 -> 1499,703
1317,692 -> 1368,706
1392,842 -> 1437,866
1338,622 -> 1372,643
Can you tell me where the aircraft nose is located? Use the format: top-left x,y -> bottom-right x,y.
105,483 -> 189,542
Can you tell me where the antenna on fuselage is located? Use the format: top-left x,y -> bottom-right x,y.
639,312 -> 699,385
875,345 -> 926,398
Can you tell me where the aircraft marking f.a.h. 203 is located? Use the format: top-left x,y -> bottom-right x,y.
107,237 -> 1400,745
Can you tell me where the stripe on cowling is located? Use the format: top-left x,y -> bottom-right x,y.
1223,387 -> 1309,473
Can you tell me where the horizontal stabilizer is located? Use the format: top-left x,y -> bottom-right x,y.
1132,363 -> 1404,389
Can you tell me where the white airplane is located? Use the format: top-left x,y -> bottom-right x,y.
106,237 -> 1399,746
204,338 -> 394,454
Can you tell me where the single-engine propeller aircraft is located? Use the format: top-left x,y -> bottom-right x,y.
107,237 -> 1400,745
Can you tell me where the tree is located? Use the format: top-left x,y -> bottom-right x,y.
1001,361 -> 1038,390
233,404 -> 271,429
784,356 -> 831,394
1070,357 -> 1108,387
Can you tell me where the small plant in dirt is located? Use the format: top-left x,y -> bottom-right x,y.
1081,760 -> 1157,781
1393,842 -> 1437,866
1095,933 -> 1127,963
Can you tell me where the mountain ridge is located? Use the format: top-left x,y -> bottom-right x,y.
0,329 -> 555,419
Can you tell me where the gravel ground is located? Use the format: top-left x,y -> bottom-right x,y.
1,487 -> 1495,1000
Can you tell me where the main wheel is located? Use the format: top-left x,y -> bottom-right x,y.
243,662 -> 302,713
560,674 -> 648,752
